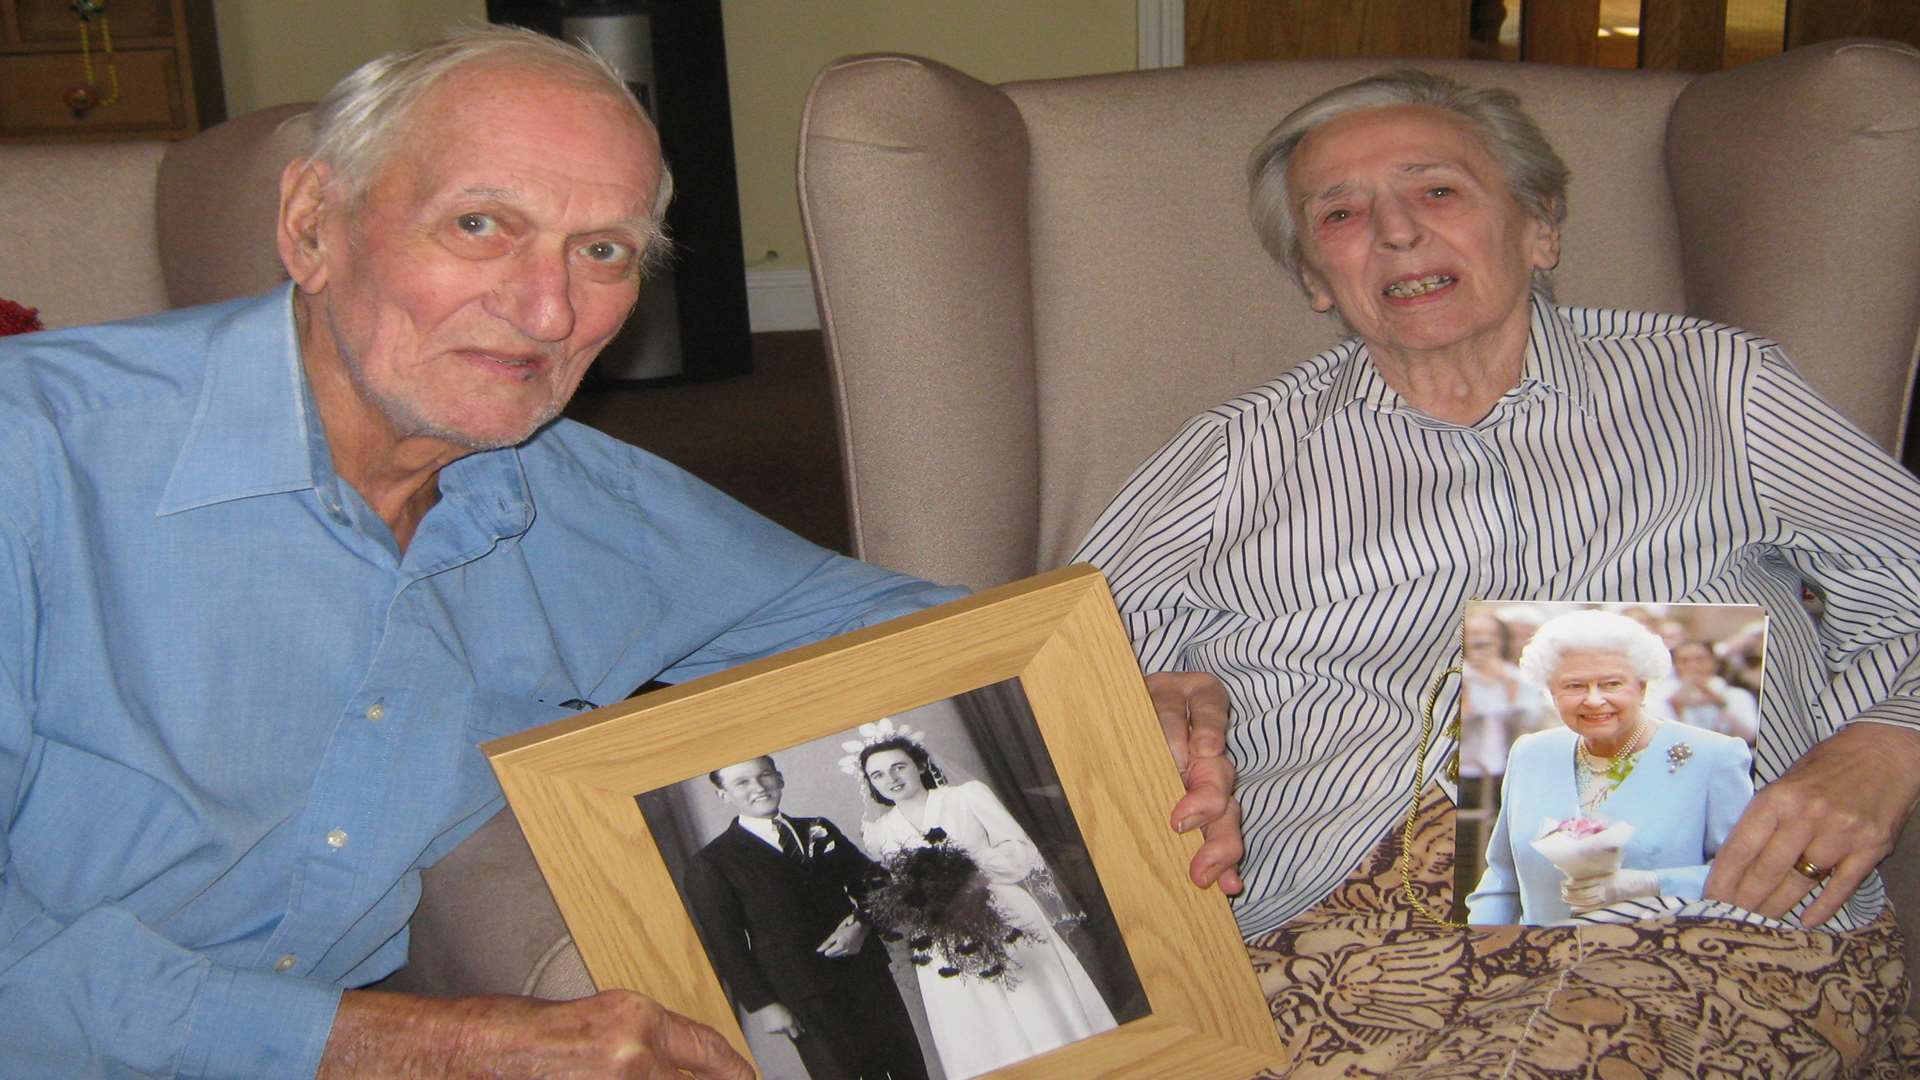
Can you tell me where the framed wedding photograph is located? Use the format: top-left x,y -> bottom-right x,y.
482,565 -> 1284,1079
1451,599 -> 1769,926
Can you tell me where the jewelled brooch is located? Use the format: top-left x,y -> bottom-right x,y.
1666,742 -> 1694,773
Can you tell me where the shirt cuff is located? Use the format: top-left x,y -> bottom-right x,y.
179,965 -> 341,1079
1844,706 -> 1920,732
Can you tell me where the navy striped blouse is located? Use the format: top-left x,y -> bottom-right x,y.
1073,298 -> 1920,937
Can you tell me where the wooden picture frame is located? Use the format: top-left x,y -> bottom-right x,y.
483,565 -> 1285,1078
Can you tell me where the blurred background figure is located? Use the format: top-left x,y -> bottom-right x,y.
1648,640 -> 1760,744
1458,612 -> 1555,781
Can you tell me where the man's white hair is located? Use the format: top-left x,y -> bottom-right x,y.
305,24 -> 675,277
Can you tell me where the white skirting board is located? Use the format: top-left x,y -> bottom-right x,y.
746,268 -> 820,333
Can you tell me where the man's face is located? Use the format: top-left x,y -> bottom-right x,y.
1288,105 -> 1558,369
295,64 -> 664,452
713,759 -> 785,819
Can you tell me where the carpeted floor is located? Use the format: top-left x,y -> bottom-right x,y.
562,330 -> 852,555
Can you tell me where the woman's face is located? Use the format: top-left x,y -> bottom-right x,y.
1287,105 -> 1559,369
1672,642 -> 1718,683
865,748 -> 926,803
1463,615 -> 1505,666
1547,648 -> 1646,744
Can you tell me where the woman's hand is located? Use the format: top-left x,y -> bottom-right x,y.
1561,868 -> 1659,912
1705,722 -> 1920,925
1145,671 -> 1245,895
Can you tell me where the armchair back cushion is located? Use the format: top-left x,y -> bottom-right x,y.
800,41 -> 1920,593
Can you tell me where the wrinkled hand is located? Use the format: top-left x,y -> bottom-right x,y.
1561,867 -> 1660,912
752,1002 -> 805,1040
815,913 -> 868,958
320,988 -> 752,1079
1706,721 -> 1920,926
1144,670 -> 1244,895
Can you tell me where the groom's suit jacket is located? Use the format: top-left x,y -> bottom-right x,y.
685,815 -> 888,1011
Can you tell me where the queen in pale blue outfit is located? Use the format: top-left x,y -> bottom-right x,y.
1466,610 -> 1755,926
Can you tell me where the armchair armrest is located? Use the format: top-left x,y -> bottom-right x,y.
378,809 -> 594,1001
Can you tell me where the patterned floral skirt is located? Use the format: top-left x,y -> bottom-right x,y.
1244,785 -> 1919,1078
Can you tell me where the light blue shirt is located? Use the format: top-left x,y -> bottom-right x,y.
0,287 -> 962,1078
1465,721 -> 1754,925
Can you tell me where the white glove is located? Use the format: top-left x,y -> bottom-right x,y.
1561,868 -> 1661,912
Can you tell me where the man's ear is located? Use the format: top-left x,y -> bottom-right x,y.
277,158 -> 336,293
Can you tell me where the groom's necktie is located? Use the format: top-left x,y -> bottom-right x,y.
776,817 -> 805,863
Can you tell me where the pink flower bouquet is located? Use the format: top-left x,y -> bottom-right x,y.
1529,816 -> 1634,880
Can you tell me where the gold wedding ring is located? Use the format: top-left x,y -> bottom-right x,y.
1792,856 -> 1833,882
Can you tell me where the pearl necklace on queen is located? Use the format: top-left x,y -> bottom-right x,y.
1575,717 -> 1649,813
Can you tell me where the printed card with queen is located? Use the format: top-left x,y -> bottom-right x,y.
1448,599 -> 1768,926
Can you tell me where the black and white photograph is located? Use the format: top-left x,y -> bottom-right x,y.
635,677 -> 1148,1080
1452,600 -> 1769,926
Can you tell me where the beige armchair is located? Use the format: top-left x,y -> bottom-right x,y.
797,40 -> 1920,1015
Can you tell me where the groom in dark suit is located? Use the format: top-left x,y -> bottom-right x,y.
685,756 -> 929,1080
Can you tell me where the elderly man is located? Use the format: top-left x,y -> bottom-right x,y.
0,28 -> 1239,1079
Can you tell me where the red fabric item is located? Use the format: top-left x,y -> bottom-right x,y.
0,299 -> 43,336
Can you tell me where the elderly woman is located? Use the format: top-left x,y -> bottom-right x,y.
1465,610 -> 1753,925
1074,69 -> 1920,1071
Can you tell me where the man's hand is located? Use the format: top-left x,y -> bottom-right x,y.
319,988 -> 752,1079
751,1002 -> 805,1040
1144,670 -> 1244,895
1705,721 -> 1920,926
814,913 -> 868,958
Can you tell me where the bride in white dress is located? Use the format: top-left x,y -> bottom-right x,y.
856,734 -> 1117,1079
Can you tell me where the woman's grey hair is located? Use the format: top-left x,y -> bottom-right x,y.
305,24 -> 675,275
1516,609 -> 1673,690
1247,69 -> 1568,296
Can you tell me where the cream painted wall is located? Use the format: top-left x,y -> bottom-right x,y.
212,1 -> 1134,274
724,1 -> 1136,271
215,1 -> 486,116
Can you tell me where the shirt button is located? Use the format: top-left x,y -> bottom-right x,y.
326,829 -> 349,849
274,954 -> 297,973
365,703 -> 385,722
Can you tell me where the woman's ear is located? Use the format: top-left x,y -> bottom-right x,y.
277,158 -> 336,293
1530,201 -> 1563,273
1300,265 -> 1339,315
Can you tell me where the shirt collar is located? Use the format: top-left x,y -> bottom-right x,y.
1304,293 -> 1595,434
736,814 -> 792,847
157,284 -> 537,544
158,286 -> 315,515
1513,294 -> 1595,418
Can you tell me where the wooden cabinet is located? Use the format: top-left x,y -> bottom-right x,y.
0,0 -> 222,142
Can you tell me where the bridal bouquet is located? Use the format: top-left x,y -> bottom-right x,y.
865,829 -> 1026,987
1529,816 -> 1634,880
